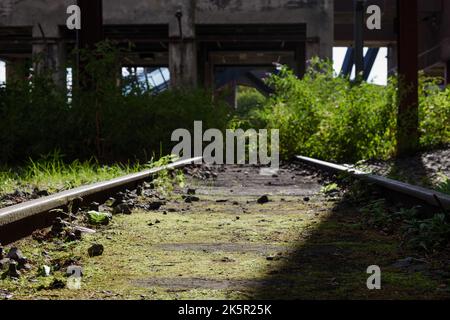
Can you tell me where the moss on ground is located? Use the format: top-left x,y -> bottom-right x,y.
1,193 -> 449,300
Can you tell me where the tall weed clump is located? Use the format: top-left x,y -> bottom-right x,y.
255,58 -> 398,162
418,75 -> 450,148
0,41 -> 231,164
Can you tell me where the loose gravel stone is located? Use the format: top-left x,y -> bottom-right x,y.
88,244 -> 104,257
257,195 -> 270,204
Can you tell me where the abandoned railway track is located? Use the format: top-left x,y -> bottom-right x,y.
1,155 -> 449,245
1,155 -> 450,300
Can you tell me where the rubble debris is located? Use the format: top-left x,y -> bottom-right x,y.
88,244 -> 104,257
113,203 -> 132,215
89,202 -> 100,211
183,196 -> 200,203
0,258 -> 10,271
104,197 -> 117,207
6,260 -> 20,278
39,265 -> 51,277
147,201 -> 165,211
257,195 -> 270,204
6,247 -> 24,262
48,278 -> 65,289
51,217 -> 66,234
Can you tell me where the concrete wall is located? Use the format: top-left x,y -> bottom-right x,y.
0,0 -> 333,87
0,0 -> 333,56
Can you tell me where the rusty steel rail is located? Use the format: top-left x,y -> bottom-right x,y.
0,157 -> 202,244
296,155 -> 450,210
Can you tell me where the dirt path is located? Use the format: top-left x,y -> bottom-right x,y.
1,164 -> 449,300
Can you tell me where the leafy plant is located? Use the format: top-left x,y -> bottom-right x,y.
437,176 -> 450,195
320,183 -> 339,195
234,58 -> 449,163
402,214 -> 450,251
0,41 -> 232,164
86,210 -> 112,226
146,155 -> 185,196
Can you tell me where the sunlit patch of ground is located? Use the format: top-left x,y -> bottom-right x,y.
2,165 -> 449,300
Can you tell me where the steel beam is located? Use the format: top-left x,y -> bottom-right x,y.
397,0 -> 419,156
363,48 -> 380,81
340,47 -> 354,76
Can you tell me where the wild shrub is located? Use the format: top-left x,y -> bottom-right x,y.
0,41 -> 231,164
240,58 -> 449,163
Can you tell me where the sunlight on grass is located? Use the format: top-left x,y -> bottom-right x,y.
0,150 -> 142,196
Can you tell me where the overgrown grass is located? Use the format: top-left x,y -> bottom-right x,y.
0,150 -> 141,196
360,198 -> 450,252
437,176 -> 450,195
236,58 -> 450,163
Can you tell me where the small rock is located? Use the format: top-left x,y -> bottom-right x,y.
89,202 -> 100,211
17,257 -> 30,270
303,197 -> 310,202
51,218 -> 66,234
257,195 -> 270,204
392,257 -> 424,269
232,201 -> 239,205
88,244 -> 104,257
104,197 -> 117,207
187,188 -> 196,195
48,279 -> 65,289
136,185 -> 144,196
216,199 -> 228,203
6,247 -> 24,262
113,203 -> 132,215
40,265 -> 51,277
7,260 -> 20,278
184,196 -> 200,203
0,258 -> 10,271
147,201 -> 164,211
36,189 -> 49,197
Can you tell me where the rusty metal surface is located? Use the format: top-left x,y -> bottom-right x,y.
296,155 -> 450,210
0,157 -> 202,228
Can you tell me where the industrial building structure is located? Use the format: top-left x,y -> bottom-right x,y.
0,0 -> 449,154
0,0 -> 448,88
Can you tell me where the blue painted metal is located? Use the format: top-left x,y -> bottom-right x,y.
340,48 -> 354,76
214,66 -> 275,96
363,48 -> 380,81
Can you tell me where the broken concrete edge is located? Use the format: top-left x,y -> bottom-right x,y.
296,155 -> 450,210
0,157 -> 203,227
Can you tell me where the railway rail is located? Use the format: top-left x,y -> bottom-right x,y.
0,157 -> 202,244
1,155 -> 449,245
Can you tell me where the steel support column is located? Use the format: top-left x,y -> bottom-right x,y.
354,0 -> 365,80
76,0 -> 103,89
446,60 -> 450,86
396,0 -> 419,156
